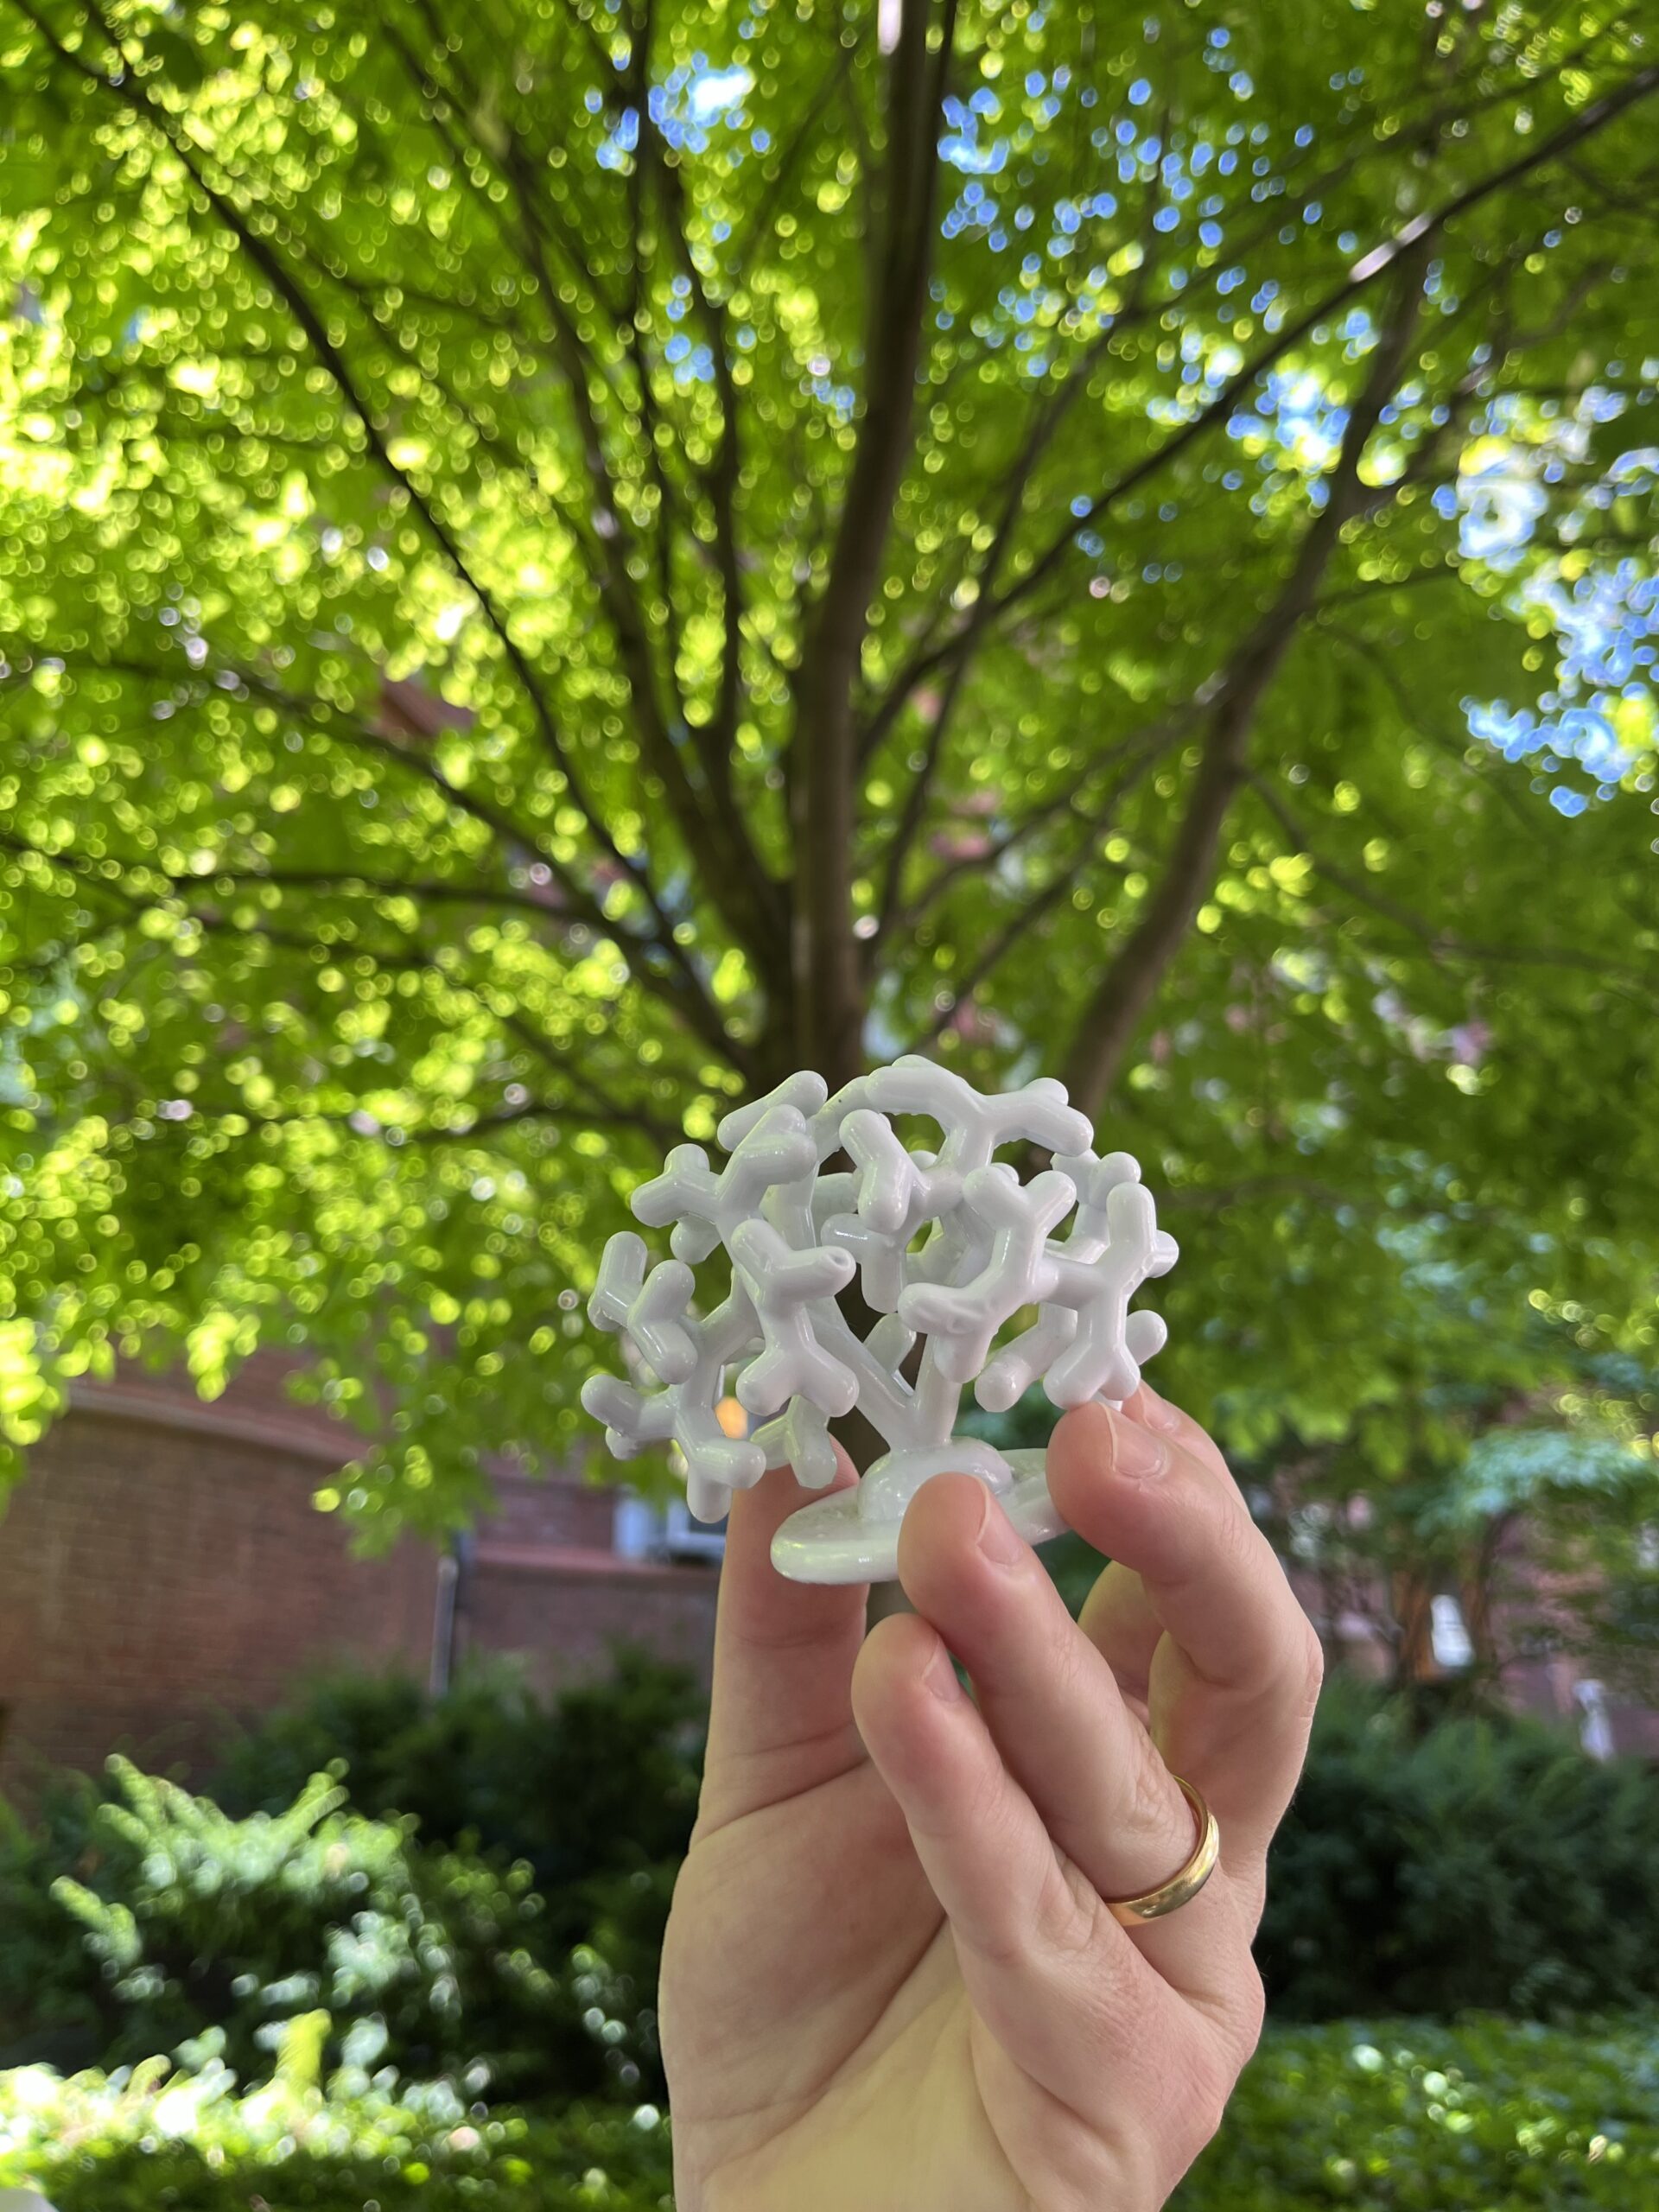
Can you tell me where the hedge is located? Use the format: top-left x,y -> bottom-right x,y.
1258,1680 -> 1659,2018
4,2012 -> 1655,2212
1179,2012 -> 1659,2209
0,1653 -> 699,2101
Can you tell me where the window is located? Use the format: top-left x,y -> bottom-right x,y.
1429,1593 -> 1473,1670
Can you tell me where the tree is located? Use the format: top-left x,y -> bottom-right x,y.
2,0 -> 1656,1530
1442,1412 -> 1659,1698
1257,1300 -> 1659,1697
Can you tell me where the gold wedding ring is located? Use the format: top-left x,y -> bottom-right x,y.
1105,1776 -> 1220,1927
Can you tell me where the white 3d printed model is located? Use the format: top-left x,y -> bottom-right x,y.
580,1058 -> 1177,1583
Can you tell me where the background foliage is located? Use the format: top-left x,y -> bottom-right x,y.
7,1662 -> 1659,2110
5,2012 -> 1656,2212
3,1 -> 1658,2195
1258,1681 -> 1659,2019
0,1655 -> 703,2101
0,2034 -> 681,2212
2,0 -> 1657,1530
211,1648 -> 703,1912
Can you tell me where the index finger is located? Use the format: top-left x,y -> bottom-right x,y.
696,1450 -> 869,1836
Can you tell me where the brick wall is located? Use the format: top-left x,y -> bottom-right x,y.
6,1351 -> 1653,1802
458,1466 -> 720,1694
1291,1546 -> 1659,1759
0,1358 -> 440,1795
0,1363 -> 722,1799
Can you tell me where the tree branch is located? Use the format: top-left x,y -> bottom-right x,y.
1249,776 -> 1659,1006
882,709 -> 1187,949
787,0 -> 959,1080
857,120 -> 1173,778
486,50 -> 787,989
41,1 -> 685,947
25,1 -> 775,1077
916,855 -> 1094,1049
1059,255 -> 1433,1117
169,649 -> 754,1076
733,41 -> 855,278
383,4 -> 785,987
865,58 -> 1659,742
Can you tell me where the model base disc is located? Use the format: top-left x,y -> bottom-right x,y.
769,1448 -> 1063,1585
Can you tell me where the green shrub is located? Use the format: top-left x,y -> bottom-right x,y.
1175,2013 -> 1659,2210
0,1773 -> 111,2074
0,2016 -> 675,2211
4,2014 -> 1653,2212
213,1649 -> 702,2052
1261,1682 -> 1659,2018
16,2125 -> 673,2212
0,1651 -> 704,2101
0,1759 -> 641,2104
210,1649 -> 704,1916
13,1652 -> 1659,2124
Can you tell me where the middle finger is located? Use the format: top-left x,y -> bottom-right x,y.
1047,1397 -> 1324,1866
895,1471 -> 1247,2000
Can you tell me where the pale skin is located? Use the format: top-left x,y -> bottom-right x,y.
658,1389 -> 1325,2212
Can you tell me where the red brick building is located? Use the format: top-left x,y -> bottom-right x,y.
3,1355 -> 1649,1799
0,1356 -> 720,1797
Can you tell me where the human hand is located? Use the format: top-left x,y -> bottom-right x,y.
658,1389 -> 1323,2212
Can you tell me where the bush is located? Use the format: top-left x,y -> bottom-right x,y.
1261,1681 -> 1659,2018
0,1762 -> 661,2105
4,2013 -> 1653,2212
1175,2012 -> 1659,2210
0,1652 -> 703,2101
210,1649 -> 704,1920
213,1649 -> 702,2034
13,1651 -> 1659,2119
0,2015 -> 675,2212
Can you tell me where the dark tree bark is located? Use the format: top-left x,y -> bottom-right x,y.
789,0 -> 957,1089
1060,256 -> 1430,1116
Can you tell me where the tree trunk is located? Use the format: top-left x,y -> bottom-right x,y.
1464,1514 -> 1517,1683
1390,1566 -> 1435,1692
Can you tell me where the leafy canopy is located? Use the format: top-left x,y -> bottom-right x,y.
1,0 -> 1656,1528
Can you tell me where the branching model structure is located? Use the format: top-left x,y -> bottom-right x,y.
582,1058 -> 1178,1582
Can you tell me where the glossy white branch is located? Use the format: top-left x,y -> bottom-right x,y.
579,1058 -> 1178,1581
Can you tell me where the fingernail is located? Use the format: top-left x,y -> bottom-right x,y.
925,1643 -> 963,1701
975,1486 -> 1026,1568
1137,1385 -> 1184,1434
1106,1403 -> 1167,1481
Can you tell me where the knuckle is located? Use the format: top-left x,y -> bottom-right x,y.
1287,1621 -> 1325,1722
969,1910 -> 1030,1971
1125,1738 -> 1185,1847
1210,1491 -> 1260,1573
1035,1854 -> 1100,1962
1230,1958 -> 1268,2062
